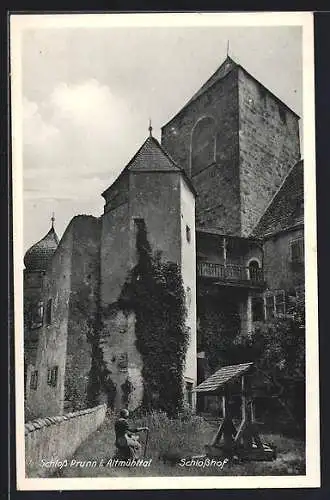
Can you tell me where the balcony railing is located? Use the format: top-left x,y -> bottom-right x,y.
197,262 -> 264,286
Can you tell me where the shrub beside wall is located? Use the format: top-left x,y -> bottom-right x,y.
25,404 -> 107,477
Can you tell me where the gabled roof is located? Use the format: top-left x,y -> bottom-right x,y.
194,362 -> 253,394
163,56 -> 299,129
102,134 -> 197,198
252,160 -> 304,238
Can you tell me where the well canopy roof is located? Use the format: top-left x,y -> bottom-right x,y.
194,362 -> 253,394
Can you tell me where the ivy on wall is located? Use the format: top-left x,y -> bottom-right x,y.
118,219 -> 189,417
68,280 -> 116,410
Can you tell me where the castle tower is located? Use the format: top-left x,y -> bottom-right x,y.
23,217 -> 59,396
100,129 -> 197,410
161,56 -> 301,237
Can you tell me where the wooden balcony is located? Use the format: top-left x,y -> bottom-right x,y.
197,262 -> 265,288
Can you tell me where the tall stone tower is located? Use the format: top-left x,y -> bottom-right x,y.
161,56 -> 301,236
100,131 -> 197,410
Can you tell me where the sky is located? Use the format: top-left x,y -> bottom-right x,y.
20,21 -> 303,252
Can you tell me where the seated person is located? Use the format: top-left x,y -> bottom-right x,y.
114,408 -> 148,459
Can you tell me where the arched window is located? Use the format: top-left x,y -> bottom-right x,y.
190,116 -> 216,177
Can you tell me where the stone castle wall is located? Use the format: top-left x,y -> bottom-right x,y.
263,227 -> 304,292
26,225 -> 74,417
238,68 -> 301,236
26,216 -> 101,418
25,404 -> 106,477
162,65 -> 301,239
161,69 -> 241,235
64,216 -> 102,412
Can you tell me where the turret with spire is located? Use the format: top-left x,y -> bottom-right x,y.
24,215 -> 59,272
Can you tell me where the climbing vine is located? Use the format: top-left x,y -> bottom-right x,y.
118,219 -> 189,417
69,278 -> 116,410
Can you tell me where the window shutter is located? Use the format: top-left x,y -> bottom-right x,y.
290,238 -> 304,264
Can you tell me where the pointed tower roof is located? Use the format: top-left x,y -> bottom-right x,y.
24,218 -> 59,272
186,55 -> 237,107
102,131 -> 197,198
126,135 -> 182,173
163,55 -> 299,128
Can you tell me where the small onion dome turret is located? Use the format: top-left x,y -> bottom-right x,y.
24,217 -> 59,272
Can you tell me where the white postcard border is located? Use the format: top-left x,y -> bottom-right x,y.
11,11 -> 320,490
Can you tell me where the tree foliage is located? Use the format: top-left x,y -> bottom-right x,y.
227,293 -> 305,428
197,296 -> 241,372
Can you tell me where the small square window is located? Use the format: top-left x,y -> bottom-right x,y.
47,366 -> 58,387
186,225 -> 191,243
30,370 -> 38,390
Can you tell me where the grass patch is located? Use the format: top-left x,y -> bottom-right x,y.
56,411 -> 305,478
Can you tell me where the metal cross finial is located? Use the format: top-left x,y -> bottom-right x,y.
51,212 -> 55,229
148,118 -> 153,137
226,40 -> 230,57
